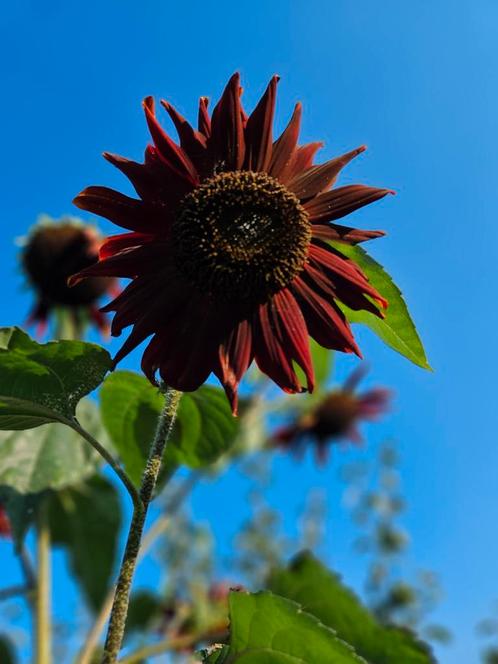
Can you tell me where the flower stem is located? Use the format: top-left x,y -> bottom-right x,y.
35,500 -> 51,664
101,387 -> 182,664
76,472 -> 198,664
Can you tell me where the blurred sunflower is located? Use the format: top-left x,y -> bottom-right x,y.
0,504 -> 11,538
274,365 -> 392,462
21,216 -> 116,337
70,74 -> 393,413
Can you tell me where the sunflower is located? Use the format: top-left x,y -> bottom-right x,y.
70,74 -> 392,413
274,365 -> 392,462
22,217 -> 115,336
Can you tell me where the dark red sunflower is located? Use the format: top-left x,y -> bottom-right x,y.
70,74 -> 393,413
274,365 -> 392,462
22,218 -> 116,336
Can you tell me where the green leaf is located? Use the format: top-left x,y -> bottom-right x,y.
100,371 -> 240,487
215,591 -> 364,663
0,327 -> 112,430
0,635 -> 17,664
268,553 -> 434,664
125,590 -> 163,638
0,399 -> 103,494
329,245 -> 430,370
48,475 -> 122,612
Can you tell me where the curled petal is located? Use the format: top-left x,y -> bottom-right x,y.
216,319 -> 253,415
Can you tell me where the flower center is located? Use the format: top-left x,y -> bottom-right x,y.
173,171 -> 311,302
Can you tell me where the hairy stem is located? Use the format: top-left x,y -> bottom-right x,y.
76,472 -> 198,664
35,501 -> 51,664
101,388 -> 182,664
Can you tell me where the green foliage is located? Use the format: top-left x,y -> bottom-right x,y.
47,475 -> 122,612
125,590 -> 163,637
0,400 -> 103,495
0,635 -> 17,664
202,590 -> 364,663
268,553 -> 434,664
100,371 -> 240,487
0,327 -> 111,429
330,245 -> 430,370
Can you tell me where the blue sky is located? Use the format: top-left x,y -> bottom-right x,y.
1,0 -> 498,661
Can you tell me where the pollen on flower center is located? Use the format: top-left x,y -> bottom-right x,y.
173,171 -> 311,302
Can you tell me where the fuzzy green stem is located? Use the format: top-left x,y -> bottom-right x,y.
101,388 -> 182,664
35,501 -> 51,664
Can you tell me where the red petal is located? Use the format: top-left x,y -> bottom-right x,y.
149,297 -> 231,391
309,243 -> 387,309
254,289 -> 313,394
210,73 -> 245,170
69,243 -> 168,285
143,96 -> 199,183
243,75 -> 279,172
160,100 -> 211,176
288,146 -> 366,200
99,232 -> 155,260
268,102 -> 302,180
215,319 -> 253,415
292,275 -> 360,354
304,185 -> 394,224
312,224 -> 385,244
73,186 -> 170,233
282,142 -> 323,183
198,96 -> 211,137
103,152 -> 166,201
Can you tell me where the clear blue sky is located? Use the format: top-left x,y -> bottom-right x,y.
1,1 -> 498,661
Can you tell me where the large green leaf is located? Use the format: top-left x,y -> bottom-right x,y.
330,245 -> 430,370
0,399 -> 103,494
0,327 -> 111,429
204,590 -> 364,663
100,371 -> 239,487
268,553 -> 434,664
48,475 -> 122,612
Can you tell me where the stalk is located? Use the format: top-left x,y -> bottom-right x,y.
101,388 -> 182,663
